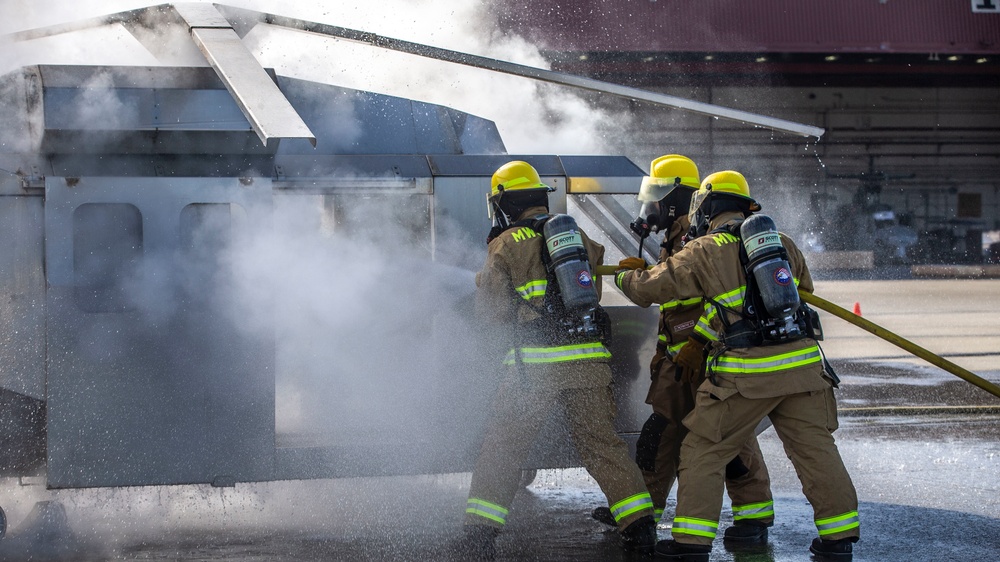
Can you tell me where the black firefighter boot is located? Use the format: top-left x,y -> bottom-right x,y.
722,519 -> 769,546
809,537 -> 856,561
619,515 -> 657,553
591,506 -> 617,527
452,525 -> 501,560
653,539 -> 712,562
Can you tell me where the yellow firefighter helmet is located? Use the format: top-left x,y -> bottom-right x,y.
700,170 -> 753,200
487,160 -> 554,224
688,170 -> 760,235
637,154 -> 700,202
490,160 -> 551,197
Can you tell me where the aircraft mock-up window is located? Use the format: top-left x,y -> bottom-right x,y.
73,203 -> 143,312
181,203 -> 234,254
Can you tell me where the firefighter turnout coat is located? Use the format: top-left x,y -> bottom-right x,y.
615,210 -> 860,546
641,216 -> 773,525
465,206 -> 654,531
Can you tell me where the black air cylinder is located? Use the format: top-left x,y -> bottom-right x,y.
740,214 -> 800,319
543,214 -> 599,311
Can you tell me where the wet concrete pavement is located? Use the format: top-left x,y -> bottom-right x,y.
0,279 -> 998,560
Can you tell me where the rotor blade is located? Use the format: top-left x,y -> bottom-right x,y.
214,5 -> 825,139
176,3 -> 316,148
5,3 -> 825,139
1,4 -> 174,41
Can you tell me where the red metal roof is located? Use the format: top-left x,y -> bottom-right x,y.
492,0 -> 1000,54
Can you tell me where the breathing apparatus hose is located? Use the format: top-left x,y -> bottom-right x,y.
594,264 -> 1000,400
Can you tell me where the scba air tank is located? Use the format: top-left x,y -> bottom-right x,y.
740,214 -> 800,323
543,214 -> 599,311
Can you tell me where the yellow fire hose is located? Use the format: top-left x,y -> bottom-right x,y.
796,290 -> 1000,400
595,264 -> 1000,400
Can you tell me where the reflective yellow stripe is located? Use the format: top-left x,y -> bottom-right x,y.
610,492 -> 654,522
501,176 -> 539,190
666,340 -> 687,358
615,270 -> 628,289
696,287 -> 744,341
694,320 -> 718,342
714,345 -> 822,374
693,279 -> 804,346
672,516 -> 718,538
514,279 -> 547,300
816,510 -> 860,536
733,500 -> 774,520
711,287 -> 745,309
503,343 -> 611,364
466,498 -> 509,525
657,335 -> 691,357
694,301 -> 718,341
659,297 -> 702,311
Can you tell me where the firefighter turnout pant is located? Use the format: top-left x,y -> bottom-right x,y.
641,358 -> 773,524
671,385 -> 860,546
465,369 -> 654,531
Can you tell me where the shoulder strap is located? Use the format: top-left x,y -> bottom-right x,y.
709,218 -> 744,237
489,213 -> 550,245
510,213 -> 550,232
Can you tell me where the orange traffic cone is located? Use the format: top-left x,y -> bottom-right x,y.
852,302 -> 862,316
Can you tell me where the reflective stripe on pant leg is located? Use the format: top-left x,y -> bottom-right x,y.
466,498 -> 509,525
610,492 -> 654,523
519,342 -> 611,363
733,500 -> 774,521
816,510 -> 859,536
672,516 -> 719,539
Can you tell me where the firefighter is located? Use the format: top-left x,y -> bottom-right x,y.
614,171 -> 860,561
457,161 -> 657,558
591,156 -> 775,546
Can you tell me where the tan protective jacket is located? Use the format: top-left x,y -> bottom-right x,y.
618,211 -> 830,399
654,217 -> 703,360
475,206 -> 611,389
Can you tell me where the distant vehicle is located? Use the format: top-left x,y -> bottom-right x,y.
872,207 -> 919,264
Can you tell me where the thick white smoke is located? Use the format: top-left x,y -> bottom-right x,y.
1,0 -> 633,154
0,1 -> 644,556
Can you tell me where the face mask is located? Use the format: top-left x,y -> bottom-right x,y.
639,188 -> 694,233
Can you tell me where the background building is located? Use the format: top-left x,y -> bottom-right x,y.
492,0 -> 1000,264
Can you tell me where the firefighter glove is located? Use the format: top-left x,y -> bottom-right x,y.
618,256 -> 647,270
674,337 -> 705,383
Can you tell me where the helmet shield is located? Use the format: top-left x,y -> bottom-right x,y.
637,183 -> 695,232
487,190 -> 497,221
687,186 -> 710,225
638,176 -> 678,203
